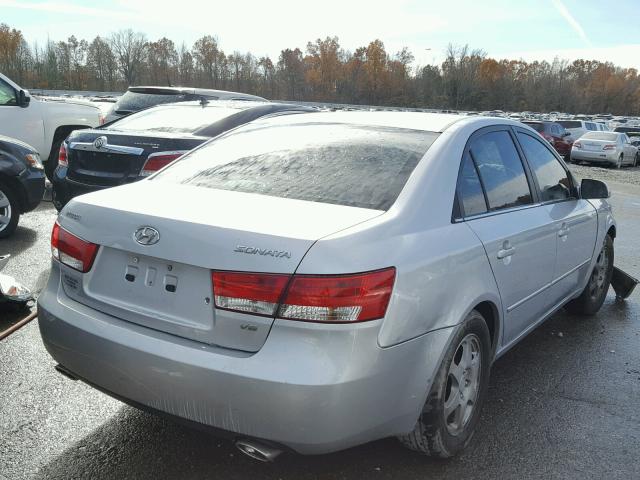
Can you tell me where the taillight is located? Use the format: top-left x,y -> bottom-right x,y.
58,142 -> 68,167
213,271 -> 289,316
51,222 -> 99,273
212,267 -> 396,323
279,268 -> 396,322
99,113 -> 106,125
574,141 -> 582,149
603,144 -> 616,150
140,151 -> 187,177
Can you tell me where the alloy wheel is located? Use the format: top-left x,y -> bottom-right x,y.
0,188 -> 12,233
588,242 -> 609,300
443,333 -> 482,436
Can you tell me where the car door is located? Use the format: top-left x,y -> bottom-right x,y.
514,128 -> 597,302
457,127 -> 557,346
0,77 -> 45,155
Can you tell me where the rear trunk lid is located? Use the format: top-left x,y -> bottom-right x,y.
66,130 -> 205,187
58,182 -> 383,351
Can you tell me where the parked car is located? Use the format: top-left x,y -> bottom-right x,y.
39,113 -> 616,459
104,86 -> 267,123
0,135 -> 45,238
556,119 -> 600,142
522,120 -> 573,157
571,131 -> 638,167
0,72 -> 103,180
613,126 -> 640,135
52,101 -> 316,210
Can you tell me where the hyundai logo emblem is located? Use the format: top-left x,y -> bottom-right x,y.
134,226 -> 160,246
93,136 -> 108,149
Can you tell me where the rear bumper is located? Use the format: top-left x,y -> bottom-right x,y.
51,167 -> 106,211
37,262 -> 452,454
571,150 -> 617,164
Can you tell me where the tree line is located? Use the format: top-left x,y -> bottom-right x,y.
1,23 -> 639,115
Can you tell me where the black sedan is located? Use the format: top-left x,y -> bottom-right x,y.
52,101 -> 316,210
0,135 -> 45,238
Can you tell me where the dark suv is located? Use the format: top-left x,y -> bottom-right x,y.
104,86 -> 267,123
0,135 -> 45,238
522,121 -> 573,157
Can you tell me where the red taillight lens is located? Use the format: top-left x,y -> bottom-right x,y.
603,144 -> 615,150
574,141 -> 582,149
279,268 -> 396,322
51,222 -> 99,273
140,151 -> 187,177
213,271 -> 290,316
211,267 -> 396,323
58,142 -> 68,167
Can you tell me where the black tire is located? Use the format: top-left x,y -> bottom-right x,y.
0,181 -> 20,239
634,153 -> 639,167
45,138 -> 62,181
398,310 -> 491,457
565,234 -> 614,315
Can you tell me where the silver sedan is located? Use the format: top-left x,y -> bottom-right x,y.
38,112 -> 616,460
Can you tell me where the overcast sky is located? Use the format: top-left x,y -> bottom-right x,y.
2,0 -> 639,70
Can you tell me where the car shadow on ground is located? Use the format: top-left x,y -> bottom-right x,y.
0,225 -> 39,257
35,295 -> 637,480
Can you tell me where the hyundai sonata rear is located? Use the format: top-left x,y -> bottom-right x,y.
39,112 -> 612,458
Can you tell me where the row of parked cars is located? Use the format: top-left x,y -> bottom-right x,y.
1,70 -> 628,461
520,119 -> 640,168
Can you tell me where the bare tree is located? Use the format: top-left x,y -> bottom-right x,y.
110,29 -> 147,86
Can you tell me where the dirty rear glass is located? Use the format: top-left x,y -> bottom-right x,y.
153,123 -> 439,210
106,105 -> 243,133
113,91 -> 215,113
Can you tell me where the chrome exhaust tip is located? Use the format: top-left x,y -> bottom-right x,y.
235,439 -> 282,462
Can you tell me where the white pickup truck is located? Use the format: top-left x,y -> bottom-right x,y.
0,72 -> 103,178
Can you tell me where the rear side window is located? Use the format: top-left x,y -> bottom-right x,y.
457,153 -> 487,216
154,123 -> 438,210
517,133 -> 571,202
558,121 -> 581,128
469,131 -> 532,211
523,122 -> 544,132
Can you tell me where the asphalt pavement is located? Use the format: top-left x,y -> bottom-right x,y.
1,174 -> 639,480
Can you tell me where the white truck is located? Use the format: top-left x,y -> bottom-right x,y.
0,72 -> 103,179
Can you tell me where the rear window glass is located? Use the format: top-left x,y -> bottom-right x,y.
153,123 -> 439,210
557,121 -> 581,128
523,122 -> 544,132
583,132 -> 618,141
106,105 -> 243,133
113,91 -> 218,113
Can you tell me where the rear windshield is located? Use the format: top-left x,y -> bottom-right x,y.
153,123 -> 439,210
106,105 -> 243,133
523,122 -> 544,132
113,90 -> 218,114
583,132 -> 618,141
557,121 -> 581,128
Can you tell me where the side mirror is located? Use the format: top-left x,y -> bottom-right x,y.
581,179 -> 610,199
18,89 -> 30,108
562,131 -> 571,137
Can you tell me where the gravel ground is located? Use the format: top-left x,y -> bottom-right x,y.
569,163 -> 640,185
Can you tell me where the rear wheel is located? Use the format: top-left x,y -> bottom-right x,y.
0,181 -> 20,239
398,310 -> 491,457
634,152 -> 639,167
565,234 -> 613,315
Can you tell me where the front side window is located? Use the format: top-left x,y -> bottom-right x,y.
0,80 -> 16,106
517,132 -> 571,202
469,130 -> 532,211
457,153 -> 487,216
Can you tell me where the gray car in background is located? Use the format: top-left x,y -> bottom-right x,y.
38,113 -> 615,460
571,131 -> 638,167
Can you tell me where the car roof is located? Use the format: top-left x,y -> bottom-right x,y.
127,86 -> 266,101
243,111 -> 469,132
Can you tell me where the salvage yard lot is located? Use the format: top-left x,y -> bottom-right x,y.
1,165 -> 639,479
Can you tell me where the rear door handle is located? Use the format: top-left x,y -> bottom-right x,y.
497,246 -> 516,259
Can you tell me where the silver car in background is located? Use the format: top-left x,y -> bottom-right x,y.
38,113 -> 616,460
571,131 -> 638,167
